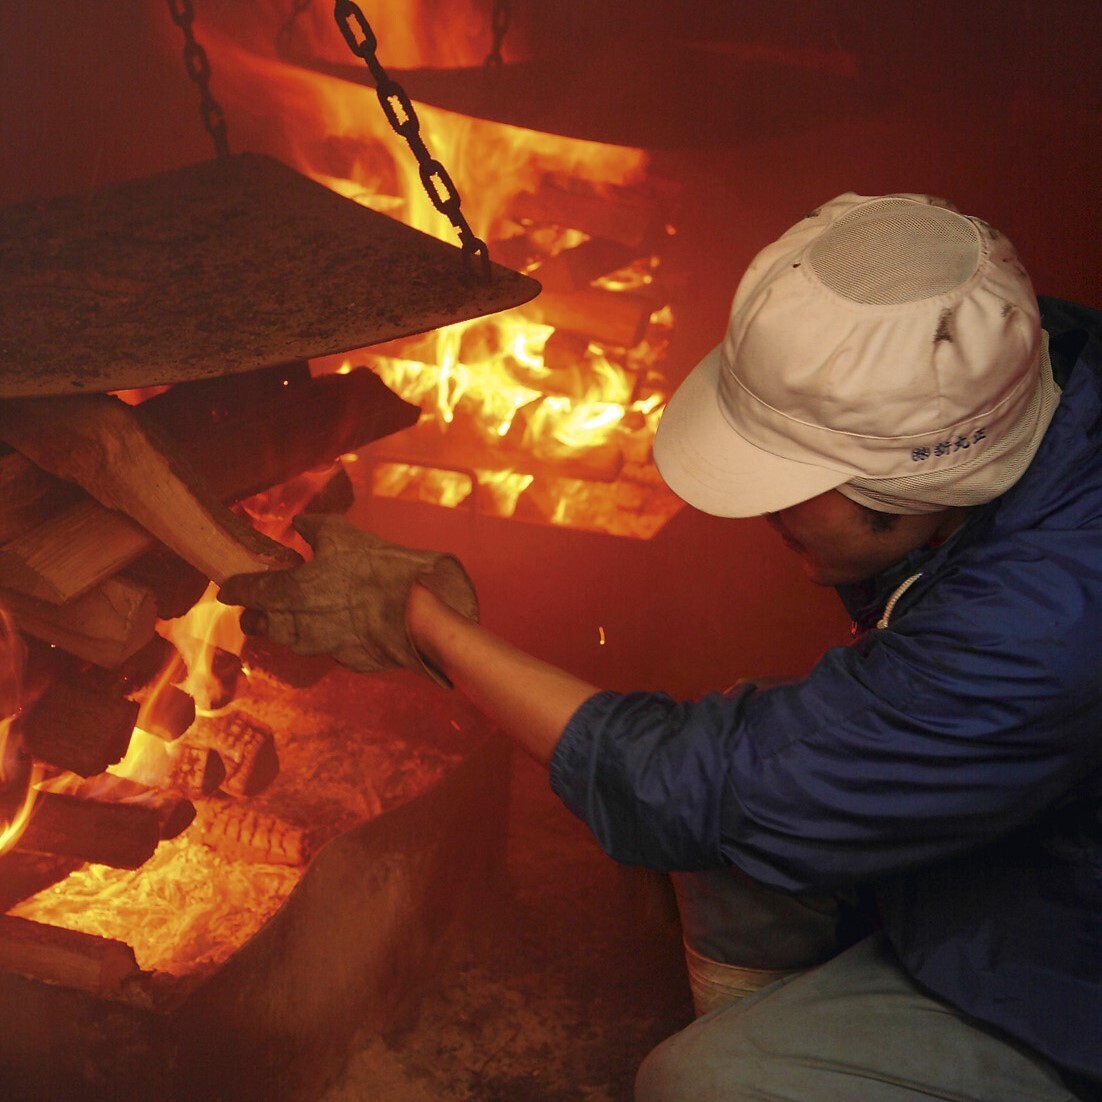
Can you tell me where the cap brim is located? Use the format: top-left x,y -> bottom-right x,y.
653,344 -> 850,517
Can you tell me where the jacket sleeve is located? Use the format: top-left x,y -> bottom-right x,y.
549,538 -> 1102,893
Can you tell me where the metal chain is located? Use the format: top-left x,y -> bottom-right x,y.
484,0 -> 512,72
276,0 -> 317,58
167,0 -> 230,160
333,0 -> 491,279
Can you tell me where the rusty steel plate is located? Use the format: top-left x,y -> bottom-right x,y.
0,153 -> 540,397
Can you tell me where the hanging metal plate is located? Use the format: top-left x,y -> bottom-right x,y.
0,154 -> 540,397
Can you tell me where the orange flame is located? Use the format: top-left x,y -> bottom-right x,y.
194,8 -> 681,537
0,608 -> 42,856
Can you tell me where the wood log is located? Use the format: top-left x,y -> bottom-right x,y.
0,914 -> 140,995
0,498 -> 152,604
0,851 -> 79,912
121,545 -> 210,621
136,684 -> 195,742
522,287 -> 655,349
17,791 -> 161,869
529,237 -> 635,294
20,677 -> 138,777
0,449 -> 81,544
0,392 -> 301,593
196,801 -> 311,866
129,359 -> 312,429
0,368 -> 417,609
73,775 -> 196,840
511,180 -> 663,248
371,416 -> 624,485
189,712 -> 279,798
0,575 -> 157,667
165,745 -> 227,799
142,366 -> 421,504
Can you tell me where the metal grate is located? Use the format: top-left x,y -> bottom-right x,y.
0,154 -> 540,397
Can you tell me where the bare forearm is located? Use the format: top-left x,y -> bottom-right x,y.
406,584 -> 599,765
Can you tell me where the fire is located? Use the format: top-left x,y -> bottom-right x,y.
194,6 -> 683,537
0,607 -> 41,856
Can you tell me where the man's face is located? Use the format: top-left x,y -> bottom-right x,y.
764,491 -> 957,586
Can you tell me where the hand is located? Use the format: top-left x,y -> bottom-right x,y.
217,514 -> 478,686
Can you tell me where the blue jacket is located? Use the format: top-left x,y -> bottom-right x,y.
550,298 -> 1102,1082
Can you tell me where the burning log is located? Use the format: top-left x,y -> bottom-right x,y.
196,802 -> 311,866
524,287 -> 655,349
136,684 -> 196,743
20,678 -> 139,778
0,852 -> 80,913
0,575 -> 158,668
511,179 -> 664,249
162,746 -> 227,800
190,712 -> 279,798
73,776 -> 196,841
17,791 -> 161,870
0,392 -> 300,593
530,237 -> 635,294
0,914 -> 140,996
376,421 -> 624,485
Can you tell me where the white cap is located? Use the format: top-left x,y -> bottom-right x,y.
653,193 -> 1044,517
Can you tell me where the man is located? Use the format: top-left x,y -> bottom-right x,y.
221,193 -> 1102,1100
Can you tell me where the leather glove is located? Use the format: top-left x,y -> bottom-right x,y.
217,514 -> 477,687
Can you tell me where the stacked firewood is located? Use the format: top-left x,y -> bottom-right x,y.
0,363 -> 419,989
370,172 -> 677,489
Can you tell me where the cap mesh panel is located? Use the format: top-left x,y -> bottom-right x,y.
808,200 -> 981,305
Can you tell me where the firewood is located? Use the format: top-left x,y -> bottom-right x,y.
0,449 -> 81,544
374,418 -> 624,485
20,678 -> 139,778
136,684 -> 195,742
0,851 -> 80,912
121,545 -> 210,621
0,498 -> 152,604
0,914 -> 140,995
511,180 -> 664,248
0,575 -> 158,667
142,366 -> 420,504
0,391 -> 301,589
73,775 -> 196,840
129,359 -> 313,429
162,745 -> 227,800
189,712 -> 279,798
0,368 -> 416,608
196,801 -> 311,866
105,634 -> 183,693
16,791 -> 161,869
529,237 -> 635,294
523,287 -> 655,349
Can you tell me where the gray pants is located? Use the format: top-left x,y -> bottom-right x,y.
639,869 -> 1081,1101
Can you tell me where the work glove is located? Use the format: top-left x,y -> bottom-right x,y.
217,514 -> 478,687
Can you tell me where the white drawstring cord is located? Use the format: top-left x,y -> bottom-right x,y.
877,573 -> 923,630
